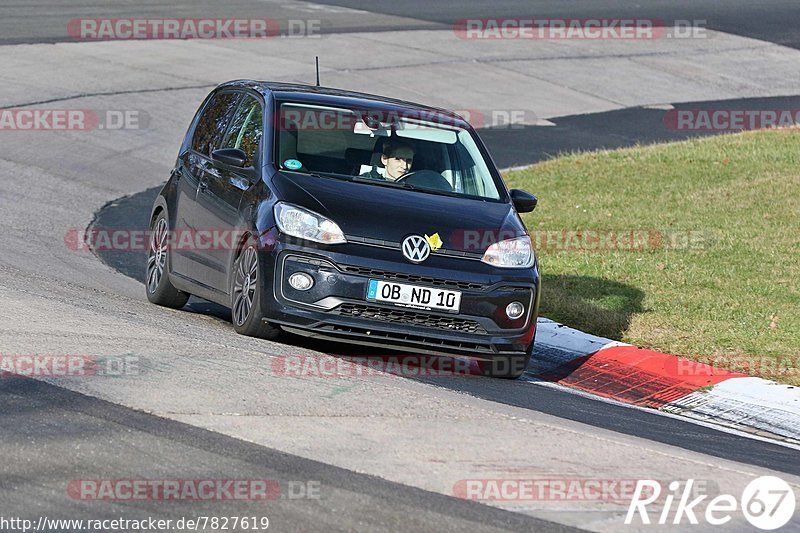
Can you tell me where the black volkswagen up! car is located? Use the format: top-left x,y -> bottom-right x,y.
147,80 -> 540,378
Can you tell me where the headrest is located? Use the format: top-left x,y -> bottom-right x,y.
370,137 -> 388,167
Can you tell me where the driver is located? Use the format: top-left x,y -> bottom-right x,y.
361,139 -> 414,181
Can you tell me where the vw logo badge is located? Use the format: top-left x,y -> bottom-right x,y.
402,235 -> 430,263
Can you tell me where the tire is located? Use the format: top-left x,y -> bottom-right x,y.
230,238 -> 281,340
478,350 -> 532,379
145,211 -> 190,309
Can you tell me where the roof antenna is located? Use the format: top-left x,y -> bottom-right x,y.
315,56 -> 320,87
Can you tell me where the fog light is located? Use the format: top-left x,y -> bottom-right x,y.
288,272 -> 314,291
506,301 -> 525,320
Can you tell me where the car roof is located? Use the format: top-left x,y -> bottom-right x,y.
218,79 -> 471,129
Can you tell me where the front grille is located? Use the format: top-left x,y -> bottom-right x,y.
317,324 -> 497,354
336,303 -> 487,334
338,265 -> 485,291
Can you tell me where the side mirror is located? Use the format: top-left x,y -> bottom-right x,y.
510,189 -> 538,213
212,148 -> 247,168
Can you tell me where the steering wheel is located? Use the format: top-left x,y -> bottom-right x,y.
396,170 -> 453,192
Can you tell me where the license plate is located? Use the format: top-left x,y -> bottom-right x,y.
366,279 -> 461,313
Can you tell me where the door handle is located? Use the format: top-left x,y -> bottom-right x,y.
202,164 -> 221,179
198,178 -> 209,192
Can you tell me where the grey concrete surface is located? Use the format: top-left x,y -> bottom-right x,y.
313,0 -> 800,50
3,0 -> 800,50
0,0 -> 440,45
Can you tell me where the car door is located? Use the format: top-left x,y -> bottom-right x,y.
173,90 -> 241,284
192,92 -> 264,293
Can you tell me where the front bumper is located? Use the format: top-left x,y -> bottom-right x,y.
257,238 -> 540,361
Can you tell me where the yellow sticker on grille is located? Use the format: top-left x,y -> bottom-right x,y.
424,232 -> 443,252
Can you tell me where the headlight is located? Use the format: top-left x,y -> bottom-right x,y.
481,236 -> 535,268
274,202 -> 346,244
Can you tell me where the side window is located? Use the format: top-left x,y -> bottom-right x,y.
222,95 -> 263,167
191,92 -> 241,156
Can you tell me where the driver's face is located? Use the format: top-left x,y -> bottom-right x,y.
382,148 -> 414,180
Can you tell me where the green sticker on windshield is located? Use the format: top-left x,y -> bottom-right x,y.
283,159 -> 302,170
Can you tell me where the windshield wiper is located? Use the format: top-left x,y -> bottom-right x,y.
290,171 -> 462,198
283,169 -> 353,182
351,176 -> 467,198
351,176 -> 417,190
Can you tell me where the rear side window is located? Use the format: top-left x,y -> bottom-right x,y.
222,95 -> 263,167
192,92 -> 241,156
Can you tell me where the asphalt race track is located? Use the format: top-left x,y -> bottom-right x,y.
2,377 -> 573,532
1,1 -> 799,532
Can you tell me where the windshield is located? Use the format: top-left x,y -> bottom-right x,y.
274,101 -> 503,200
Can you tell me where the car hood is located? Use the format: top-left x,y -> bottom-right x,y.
271,171 -> 526,253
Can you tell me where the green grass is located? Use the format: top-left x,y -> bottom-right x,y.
505,130 -> 800,385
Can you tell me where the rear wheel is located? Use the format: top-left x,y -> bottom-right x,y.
145,212 -> 190,309
231,238 -> 280,340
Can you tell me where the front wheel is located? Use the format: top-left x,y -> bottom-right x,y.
230,239 -> 280,340
145,211 -> 190,309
